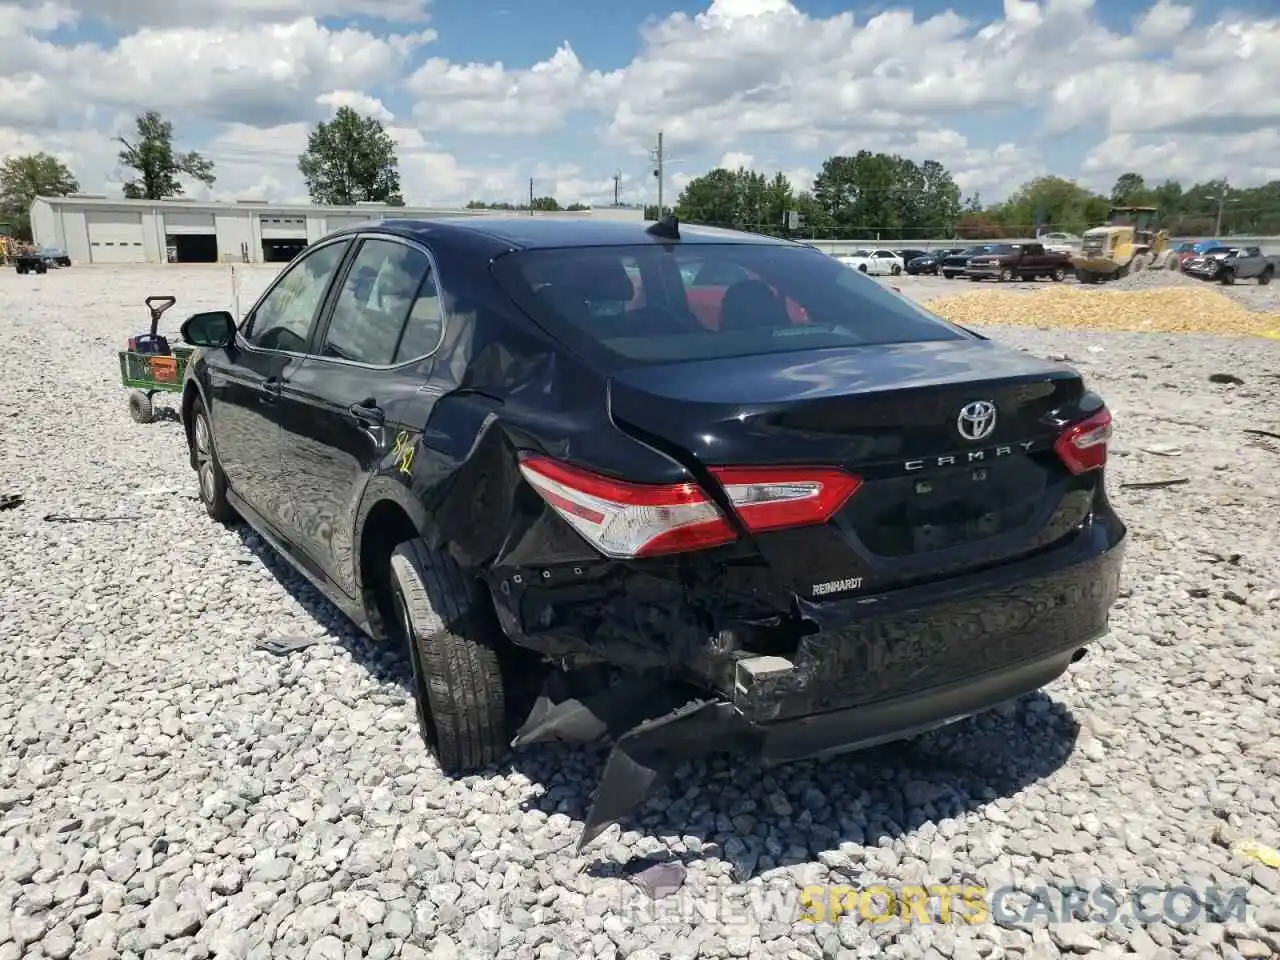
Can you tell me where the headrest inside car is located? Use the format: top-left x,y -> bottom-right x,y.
561,256 -> 636,302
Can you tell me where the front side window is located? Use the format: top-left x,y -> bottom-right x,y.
493,242 -> 968,368
245,240 -> 350,352
321,238 -> 433,365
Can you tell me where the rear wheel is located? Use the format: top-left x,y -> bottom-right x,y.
858,264 -> 867,273
128,391 -> 154,424
890,264 -> 902,276
1051,267 -> 1066,282
1260,267 -> 1273,286
1220,270 -> 1235,285
191,399 -> 236,523
390,540 -> 510,773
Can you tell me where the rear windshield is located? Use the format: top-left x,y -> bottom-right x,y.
988,244 -> 1018,254
491,242 -> 969,367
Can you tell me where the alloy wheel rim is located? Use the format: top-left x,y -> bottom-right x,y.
195,416 -> 215,502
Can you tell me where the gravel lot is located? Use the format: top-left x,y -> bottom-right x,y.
3,264 -> 1280,960
887,270 -> 1280,315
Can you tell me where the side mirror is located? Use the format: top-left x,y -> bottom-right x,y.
181,310 -> 236,348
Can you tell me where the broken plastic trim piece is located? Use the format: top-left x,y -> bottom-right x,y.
255,635 -> 328,655
576,697 -> 745,852
511,669 -> 751,851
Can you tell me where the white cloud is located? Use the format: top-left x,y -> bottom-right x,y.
404,42 -> 614,135
316,91 -> 396,123
1,0 -> 1278,212
6,0 -> 433,27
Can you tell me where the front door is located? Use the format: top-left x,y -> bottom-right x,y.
275,234 -> 445,595
205,237 -> 352,531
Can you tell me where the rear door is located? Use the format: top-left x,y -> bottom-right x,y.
205,237 -> 353,527
274,234 -> 444,595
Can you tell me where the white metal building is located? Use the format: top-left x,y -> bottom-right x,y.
28,196 -> 646,266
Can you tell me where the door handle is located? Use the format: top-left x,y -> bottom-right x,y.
258,376 -> 282,402
348,402 -> 385,426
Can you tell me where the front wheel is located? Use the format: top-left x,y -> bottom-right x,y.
1220,271 -> 1235,285
190,399 -> 236,523
390,540 -> 510,773
999,268 -> 1014,282
1260,267 -> 1273,286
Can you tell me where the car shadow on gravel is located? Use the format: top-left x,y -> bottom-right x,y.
234,524 -> 1081,877
520,695 -> 1080,877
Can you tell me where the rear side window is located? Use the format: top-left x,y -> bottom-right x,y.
320,238 -> 436,365
492,242 -> 967,368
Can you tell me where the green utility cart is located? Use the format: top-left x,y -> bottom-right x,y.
117,296 -> 197,424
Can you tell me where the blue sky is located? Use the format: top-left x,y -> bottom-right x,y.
3,0 -> 1278,208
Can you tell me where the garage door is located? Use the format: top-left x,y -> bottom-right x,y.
86,211 -> 146,264
163,211 -> 215,235
259,215 -> 307,239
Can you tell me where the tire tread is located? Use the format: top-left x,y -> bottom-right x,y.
390,540 -> 508,773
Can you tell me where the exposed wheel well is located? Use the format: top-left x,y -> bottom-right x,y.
358,500 -> 419,640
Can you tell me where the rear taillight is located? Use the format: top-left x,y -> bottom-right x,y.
709,466 -> 862,533
518,456 -> 862,559
517,455 -> 736,558
1054,408 -> 1112,474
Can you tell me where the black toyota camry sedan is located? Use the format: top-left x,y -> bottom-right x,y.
176,215 -> 1127,848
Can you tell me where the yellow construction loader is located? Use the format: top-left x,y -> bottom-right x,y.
1070,206 -> 1175,283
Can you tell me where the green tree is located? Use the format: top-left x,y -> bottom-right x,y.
955,213 -> 1004,239
1110,172 -> 1152,205
0,152 -> 79,239
530,196 -> 561,211
990,175 -> 1105,235
673,167 -> 797,235
116,110 -> 215,199
298,107 -> 404,207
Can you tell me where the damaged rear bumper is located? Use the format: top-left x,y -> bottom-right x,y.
515,518 -> 1126,851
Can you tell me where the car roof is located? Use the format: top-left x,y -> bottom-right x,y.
327,216 -> 794,252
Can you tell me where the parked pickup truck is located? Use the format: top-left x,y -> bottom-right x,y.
1183,245 -> 1277,285
964,242 -> 1073,282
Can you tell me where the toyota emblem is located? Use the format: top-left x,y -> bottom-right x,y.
957,400 -> 997,441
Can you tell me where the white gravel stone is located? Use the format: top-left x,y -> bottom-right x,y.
2,264 -> 1279,960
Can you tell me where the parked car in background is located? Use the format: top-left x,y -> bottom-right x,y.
1183,245 -> 1277,285
39,245 -> 71,267
1037,232 -> 1081,254
894,248 -> 930,266
907,248 -> 963,275
839,249 -> 905,276
175,214 -> 1126,850
941,245 -> 993,279
1171,239 -> 1225,272
964,242 -> 1073,282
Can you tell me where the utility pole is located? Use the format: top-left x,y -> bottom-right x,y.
529,177 -> 535,216
650,131 -> 665,216
1213,181 -> 1230,236
612,170 -> 621,207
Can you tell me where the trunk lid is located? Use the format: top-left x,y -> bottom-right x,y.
608,340 -> 1096,597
